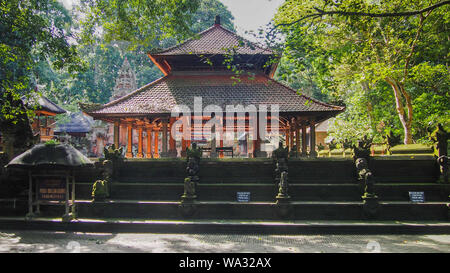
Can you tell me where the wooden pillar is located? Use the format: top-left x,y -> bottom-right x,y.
181,138 -> 187,157
219,124 -> 224,158
153,128 -> 160,158
126,123 -> 133,158
285,126 -> 290,151
295,120 -> 300,153
113,120 -> 120,148
309,122 -> 317,157
253,117 -> 262,158
161,118 -> 168,157
211,124 -> 217,158
181,119 -> 188,157
137,126 -> 144,158
289,121 -> 294,150
146,127 -> 152,158
301,123 -> 307,156
168,117 -> 177,157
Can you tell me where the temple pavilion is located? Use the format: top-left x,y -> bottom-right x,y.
82,16 -> 344,158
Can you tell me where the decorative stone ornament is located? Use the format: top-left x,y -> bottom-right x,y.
430,124 -> 449,183
272,142 -> 292,218
180,143 -> 201,216
352,135 -> 372,162
353,137 -> 379,218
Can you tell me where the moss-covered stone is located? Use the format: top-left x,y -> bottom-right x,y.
389,144 -> 433,155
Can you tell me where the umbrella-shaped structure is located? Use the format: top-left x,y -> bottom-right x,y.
7,143 -> 93,168
6,143 -> 94,221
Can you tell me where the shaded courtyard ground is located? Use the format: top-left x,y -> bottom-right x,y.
0,230 -> 449,253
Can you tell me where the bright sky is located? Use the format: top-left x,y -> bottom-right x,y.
219,0 -> 284,35
61,0 -> 284,38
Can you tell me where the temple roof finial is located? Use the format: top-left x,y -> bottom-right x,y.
214,15 -> 220,25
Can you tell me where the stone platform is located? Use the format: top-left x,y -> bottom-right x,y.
1,156 -> 449,224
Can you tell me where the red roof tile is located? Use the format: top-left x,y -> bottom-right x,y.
151,24 -> 272,56
87,73 -> 344,116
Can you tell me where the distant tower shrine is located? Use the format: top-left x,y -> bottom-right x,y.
111,57 -> 137,101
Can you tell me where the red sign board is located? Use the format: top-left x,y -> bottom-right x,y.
38,178 -> 66,201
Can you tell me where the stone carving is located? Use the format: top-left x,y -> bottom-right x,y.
289,144 -> 298,158
278,171 -> 289,198
92,160 -> 113,201
383,130 -> 401,154
430,124 -> 449,183
102,144 -> 124,179
181,143 -> 201,202
182,177 -> 196,199
352,135 -> 372,162
353,136 -> 378,218
356,158 -> 376,198
273,141 -> 290,203
354,152 -> 378,218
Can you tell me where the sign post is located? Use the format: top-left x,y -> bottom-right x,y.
409,191 -> 425,203
237,192 -> 251,202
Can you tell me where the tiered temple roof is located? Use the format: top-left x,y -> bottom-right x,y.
82,16 -> 345,158
85,18 -> 344,121
88,73 -> 343,120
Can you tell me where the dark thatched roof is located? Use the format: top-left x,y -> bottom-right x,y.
55,112 -> 93,134
22,94 -> 66,114
6,143 -> 93,168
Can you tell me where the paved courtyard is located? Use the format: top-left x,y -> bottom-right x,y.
0,230 -> 449,253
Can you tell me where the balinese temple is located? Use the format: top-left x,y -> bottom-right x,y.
24,93 -> 66,142
82,16 -> 344,158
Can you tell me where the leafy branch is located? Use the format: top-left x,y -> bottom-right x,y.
271,0 -> 450,32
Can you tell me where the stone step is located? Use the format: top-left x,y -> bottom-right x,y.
1,199 -> 448,221
75,182 -> 450,202
72,200 -> 449,221
2,217 -> 450,234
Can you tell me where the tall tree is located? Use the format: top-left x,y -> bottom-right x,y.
0,0 -> 83,157
274,0 -> 449,144
38,0 -> 235,105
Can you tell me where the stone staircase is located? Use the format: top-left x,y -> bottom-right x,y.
67,156 -> 449,221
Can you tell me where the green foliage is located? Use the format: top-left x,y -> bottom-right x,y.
0,0 -> 84,124
274,0 -> 450,144
91,179 -> 108,199
34,0 -> 235,106
79,0 -> 200,47
44,139 -> 60,146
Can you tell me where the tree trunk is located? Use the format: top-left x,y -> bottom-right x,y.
385,77 -> 413,144
361,82 -> 376,133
